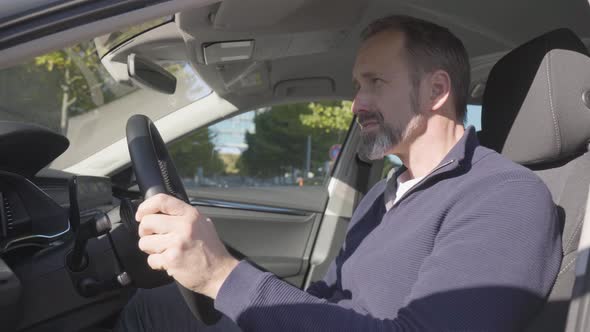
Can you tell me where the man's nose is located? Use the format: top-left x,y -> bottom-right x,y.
352,95 -> 370,115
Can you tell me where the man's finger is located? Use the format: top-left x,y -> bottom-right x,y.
138,234 -> 174,255
136,193 -> 190,221
138,214 -> 176,237
146,253 -> 167,271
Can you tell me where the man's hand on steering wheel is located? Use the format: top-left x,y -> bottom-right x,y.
135,193 -> 239,299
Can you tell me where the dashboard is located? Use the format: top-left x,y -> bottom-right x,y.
0,121 -> 136,332
36,169 -> 113,211
0,169 -> 113,255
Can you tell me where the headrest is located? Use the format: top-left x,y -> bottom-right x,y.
480,28 -> 590,166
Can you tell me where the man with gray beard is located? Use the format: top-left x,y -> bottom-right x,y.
117,15 -> 561,331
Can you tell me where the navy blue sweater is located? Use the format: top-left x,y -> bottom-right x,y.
215,127 -> 562,331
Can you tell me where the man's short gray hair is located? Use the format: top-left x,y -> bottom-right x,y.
362,15 -> 471,121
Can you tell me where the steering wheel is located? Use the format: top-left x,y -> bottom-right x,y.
126,114 -> 222,325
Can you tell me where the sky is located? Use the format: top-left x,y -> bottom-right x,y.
466,104 -> 482,130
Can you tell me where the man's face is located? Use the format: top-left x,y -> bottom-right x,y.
352,30 -> 426,160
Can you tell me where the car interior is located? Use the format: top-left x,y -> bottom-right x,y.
1,0 -> 590,331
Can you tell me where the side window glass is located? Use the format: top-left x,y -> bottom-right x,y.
465,104 -> 482,131
169,101 -> 353,190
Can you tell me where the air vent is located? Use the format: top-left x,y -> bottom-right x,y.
1,192 -> 30,237
3,194 -> 13,231
0,192 -> 5,238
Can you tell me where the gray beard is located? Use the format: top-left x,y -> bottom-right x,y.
357,90 -> 420,160
359,124 -> 402,160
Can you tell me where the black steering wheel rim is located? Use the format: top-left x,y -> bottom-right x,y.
126,114 -> 222,325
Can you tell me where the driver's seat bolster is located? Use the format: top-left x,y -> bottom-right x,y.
525,151 -> 590,331
478,28 -> 590,332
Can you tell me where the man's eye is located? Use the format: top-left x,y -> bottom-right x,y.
372,78 -> 383,84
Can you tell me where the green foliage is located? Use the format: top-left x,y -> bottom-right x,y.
0,41 -> 138,133
35,52 -> 72,71
33,43 -> 116,117
0,59 -> 63,132
239,101 -> 350,179
300,101 -> 353,133
168,128 -> 225,178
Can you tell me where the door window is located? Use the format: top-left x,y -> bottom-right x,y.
169,101 -> 353,194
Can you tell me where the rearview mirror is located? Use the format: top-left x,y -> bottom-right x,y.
127,53 -> 176,95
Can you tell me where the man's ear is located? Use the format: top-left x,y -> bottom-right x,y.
429,70 -> 451,112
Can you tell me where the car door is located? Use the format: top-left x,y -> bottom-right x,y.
166,101 -> 356,287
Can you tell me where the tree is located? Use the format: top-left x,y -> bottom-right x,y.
300,101 -> 353,133
0,54 -> 69,132
168,128 -> 225,179
238,101 -> 352,182
0,41 -> 136,135
34,42 -> 113,133
239,104 -> 310,179
34,41 -> 136,113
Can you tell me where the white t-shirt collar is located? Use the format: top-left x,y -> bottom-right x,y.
385,169 -> 424,211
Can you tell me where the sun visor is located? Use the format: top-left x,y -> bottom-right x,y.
274,78 -> 335,98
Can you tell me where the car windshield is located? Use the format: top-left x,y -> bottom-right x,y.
0,32 -> 211,171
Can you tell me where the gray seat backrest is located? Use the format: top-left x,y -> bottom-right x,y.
479,28 -> 590,332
